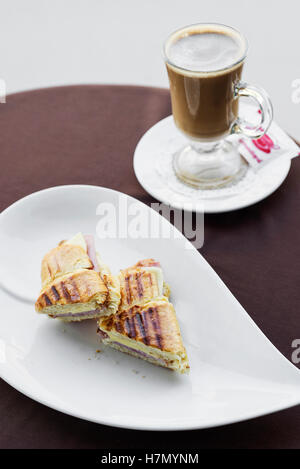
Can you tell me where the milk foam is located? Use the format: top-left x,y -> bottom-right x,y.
167,27 -> 245,73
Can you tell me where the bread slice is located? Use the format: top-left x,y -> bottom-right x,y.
35,233 -> 120,321
36,269 -> 109,321
98,299 -> 189,373
41,242 -> 92,288
118,258 -> 170,311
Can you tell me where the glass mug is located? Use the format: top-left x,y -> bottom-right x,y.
164,23 -> 273,189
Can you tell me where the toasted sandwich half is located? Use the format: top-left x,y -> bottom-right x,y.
118,258 -> 170,311
35,233 -> 120,321
98,299 -> 189,373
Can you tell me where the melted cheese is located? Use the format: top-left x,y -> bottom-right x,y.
142,266 -> 164,296
101,329 -> 188,372
65,232 -> 87,251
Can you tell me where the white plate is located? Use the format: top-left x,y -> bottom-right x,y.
0,185 -> 299,430
133,115 -> 291,213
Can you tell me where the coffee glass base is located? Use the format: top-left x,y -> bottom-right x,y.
173,139 -> 248,190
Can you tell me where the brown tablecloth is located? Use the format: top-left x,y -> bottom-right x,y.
0,85 -> 299,449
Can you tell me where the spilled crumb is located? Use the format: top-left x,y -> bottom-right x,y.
132,370 -> 140,375
96,350 -> 101,353
88,358 -> 91,360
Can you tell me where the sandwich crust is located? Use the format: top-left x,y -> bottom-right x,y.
35,269 -> 108,311
41,243 -> 92,287
99,300 -> 185,355
118,267 -> 163,311
124,258 -> 161,271
120,259 -> 170,309
36,233 -> 121,320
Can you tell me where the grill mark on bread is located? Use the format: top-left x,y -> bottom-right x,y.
69,278 -> 81,301
140,310 -> 150,345
128,314 -> 137,339
121,310 -> 137,339
136,271 -> 144,298
60,282 -> 71,301
124,273 -> 132,305
51,286 -> 60,301
43,294 -> 52,306
125,316 -> 136,339
115,313 -> 124,334
148,306 -> 163,349
124,317 -> 131,336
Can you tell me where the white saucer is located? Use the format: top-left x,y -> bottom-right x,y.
134,115 -> 291,213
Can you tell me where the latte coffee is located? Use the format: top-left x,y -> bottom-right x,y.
165,24 -> 247,140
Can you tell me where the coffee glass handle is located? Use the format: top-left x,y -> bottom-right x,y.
231,81 -> 273,139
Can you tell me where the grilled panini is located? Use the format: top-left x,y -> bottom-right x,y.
98,299 -> 189,373
35,233 -> 120,321
119,259 -> 170,311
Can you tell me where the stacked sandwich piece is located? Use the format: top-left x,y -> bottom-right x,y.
35,234 -> 189,373
35,233 -> 120,321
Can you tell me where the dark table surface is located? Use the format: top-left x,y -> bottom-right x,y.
0,85 -> 299,449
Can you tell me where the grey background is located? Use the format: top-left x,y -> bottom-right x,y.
1,0 -> 299,138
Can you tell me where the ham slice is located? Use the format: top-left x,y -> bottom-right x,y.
84,235 -> 99,272
109,341 -> 167,366
50,309 -> 102,319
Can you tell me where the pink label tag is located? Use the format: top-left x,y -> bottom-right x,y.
237,106 -> 300,170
